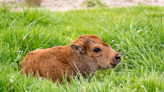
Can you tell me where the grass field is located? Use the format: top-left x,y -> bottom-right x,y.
0,4 -> 164,92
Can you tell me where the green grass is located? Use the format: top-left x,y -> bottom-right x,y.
0,5 -> 164,92
83,0 -> 107,7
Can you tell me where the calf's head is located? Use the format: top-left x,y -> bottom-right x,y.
70,35 -> 121,72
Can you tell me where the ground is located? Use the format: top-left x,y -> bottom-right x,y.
0,0 -> 164,11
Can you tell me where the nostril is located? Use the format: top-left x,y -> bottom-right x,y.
115,54 -> 121,62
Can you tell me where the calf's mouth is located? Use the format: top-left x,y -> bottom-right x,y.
110,54 -> 121,68
110,62 -> 118,68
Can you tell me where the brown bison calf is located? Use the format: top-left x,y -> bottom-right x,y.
21,35 -> 121,82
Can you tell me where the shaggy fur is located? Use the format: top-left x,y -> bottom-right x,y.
21,35 -> 120,82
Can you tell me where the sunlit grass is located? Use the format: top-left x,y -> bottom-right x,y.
0,5 -> 164,92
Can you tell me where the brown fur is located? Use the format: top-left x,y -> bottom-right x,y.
21,35 -> 120,82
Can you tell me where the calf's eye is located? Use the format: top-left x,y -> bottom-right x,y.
94,48 -> 101,52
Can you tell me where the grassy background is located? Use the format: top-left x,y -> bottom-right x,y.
0,4 -> 164,92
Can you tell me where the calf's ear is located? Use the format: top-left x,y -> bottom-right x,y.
71,45 -> 84,54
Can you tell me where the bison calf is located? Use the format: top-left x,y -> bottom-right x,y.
21,35 -> 121,82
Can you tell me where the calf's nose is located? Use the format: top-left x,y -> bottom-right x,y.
115,54 -> 121,63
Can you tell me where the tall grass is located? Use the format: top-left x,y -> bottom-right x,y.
0,5 -> 164,92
